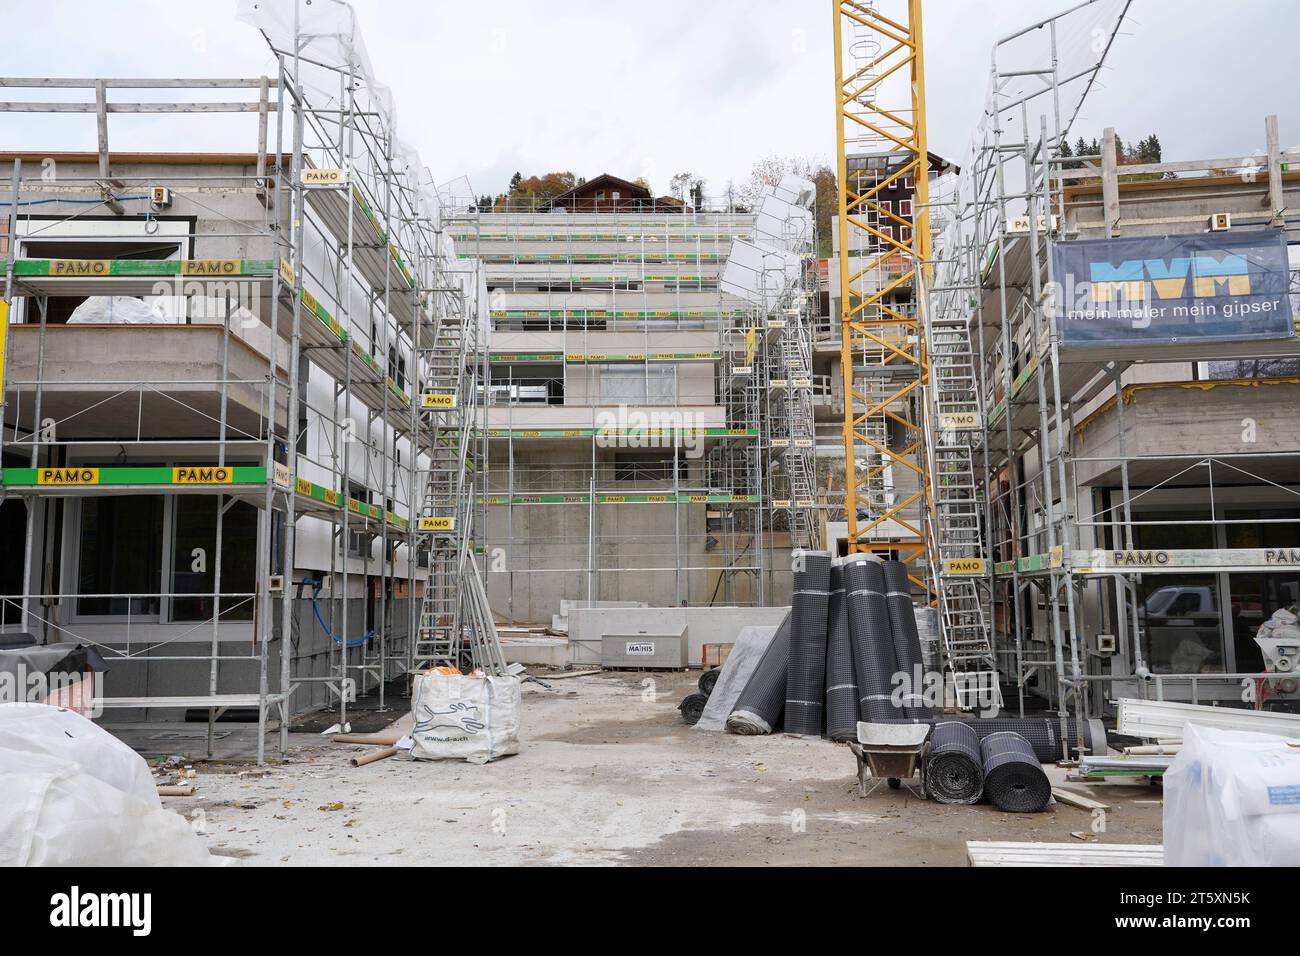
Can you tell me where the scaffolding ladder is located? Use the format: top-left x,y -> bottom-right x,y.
924,273 -> 999,710
413,251 -> 504,675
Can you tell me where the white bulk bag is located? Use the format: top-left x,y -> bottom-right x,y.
1164,722 -> 1300,866
0,703 -> 217,866
409,672 -> 521,764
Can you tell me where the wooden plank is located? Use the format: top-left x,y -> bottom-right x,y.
1101,127 -> 1120,237
1051,787 -> 1110,812
967,841 -> 1163,867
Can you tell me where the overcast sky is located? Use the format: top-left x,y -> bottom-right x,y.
2,0 -> 1295,199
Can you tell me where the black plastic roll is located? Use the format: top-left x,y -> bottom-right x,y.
698,667 -> 720,697
843,555 -> 903,721
925,721 -> 984,804
962,717 -> 1101,763
841,715 -> 1105,761
882,560 -> 933,719
784,550 -> 833,736
678,693 -> 708,725
726,613 -> 792,735
823,563 -> 860,741
981,731 -> 1052,812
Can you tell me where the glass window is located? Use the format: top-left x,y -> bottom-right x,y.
1225,508 -> 1300,673
1137,574 -> 1223,674
1129,511 -> 1222,673
599,364 -> 677,405
77,496 -> 163,616
171,496 -> 258,622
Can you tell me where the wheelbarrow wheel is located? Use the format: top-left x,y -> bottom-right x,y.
888,778 -> 901,790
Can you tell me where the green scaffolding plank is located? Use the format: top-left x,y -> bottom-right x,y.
1,465 -> 269,487
451,232 -> 752,242
492,309 -> 745,320
491,351 -> 722,363
464,253 -> 725,263
478,493 -> 760,505
14,258 -> 275,278
0,467 -> 409,530
989,354 -> 1040,425
475,427 -> 759,440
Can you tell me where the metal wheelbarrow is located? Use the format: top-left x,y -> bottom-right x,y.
848,721 -> 930,797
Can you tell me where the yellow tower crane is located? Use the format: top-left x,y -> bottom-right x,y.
832,0 -> 931,588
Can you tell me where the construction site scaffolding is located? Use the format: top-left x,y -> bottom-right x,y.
0,0 -> 495,761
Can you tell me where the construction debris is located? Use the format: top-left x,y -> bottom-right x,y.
1117,698 -> 1300,741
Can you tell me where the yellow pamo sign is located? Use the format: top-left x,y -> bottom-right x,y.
173,466 -> 234,485
421,393 -> 457,409
182,259 -> 244,276
47,259 -> 110,276
419,516 -> 455,532
945,558 -> 986,575
939,411 -> 981,430
37,467 -> 99,486
302,168 -> 344,186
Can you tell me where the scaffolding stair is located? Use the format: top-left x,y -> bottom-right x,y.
926,315 -> 999,710
413,270 -> 505,675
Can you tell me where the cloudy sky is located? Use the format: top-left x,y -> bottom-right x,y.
1,0 -> 1295,199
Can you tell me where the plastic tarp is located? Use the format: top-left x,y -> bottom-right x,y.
1164,723 -> 1300,866
694,622 -> 782,732
0,703 -> 216,866
67,295 -> 162,324
410,672 -> 521,763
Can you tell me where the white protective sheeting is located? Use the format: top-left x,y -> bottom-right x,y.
409,673 -> 521,763
693,625 -> 780,732
0,703 -> 216,866
67,295 -> 162,324
1164,723 -> 1300,866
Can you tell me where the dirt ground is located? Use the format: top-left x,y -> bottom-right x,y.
173,671 -> 1164,865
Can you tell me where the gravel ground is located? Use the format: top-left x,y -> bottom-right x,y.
172,671 -> 1163,865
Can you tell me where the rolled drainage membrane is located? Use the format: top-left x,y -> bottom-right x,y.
824,560 -> 861,742
678,693 -> 708,726
961,717 -> 1105,763
924,721 -> 984,804
981,731 -> 1052,812
726,613 -> 792,735
843,554 -> 903,722
784,550 -> 833,736
882,560 -> 933,719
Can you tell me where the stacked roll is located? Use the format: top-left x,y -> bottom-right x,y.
823,561 -> 860,742
924,721 -> 984,804
883,560 -> 933,718
842,554 -> 902,721
961,717 -> 1104,763
726,614 -> 792,735
980,731 -> 1052,812
784,550 -> 833,736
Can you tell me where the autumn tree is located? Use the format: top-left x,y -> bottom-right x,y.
502,171 -> 580,209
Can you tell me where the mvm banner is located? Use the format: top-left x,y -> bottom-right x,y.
1052,230 -> 1294,346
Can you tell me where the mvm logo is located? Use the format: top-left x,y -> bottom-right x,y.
1089,252 -> 1250,303
172,466 -> 233,485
